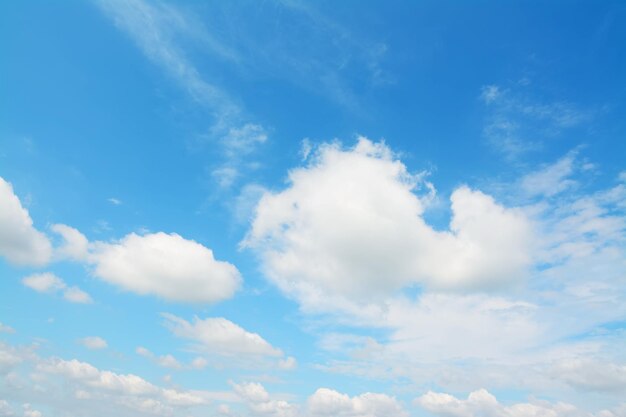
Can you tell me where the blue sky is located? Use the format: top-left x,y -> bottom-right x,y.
1,1 -> 625,416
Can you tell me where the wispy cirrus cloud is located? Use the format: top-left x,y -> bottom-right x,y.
94,0 -> 267,189
480,83 -> 594,159
95,0 -> 390,189
95,0 -> 240,122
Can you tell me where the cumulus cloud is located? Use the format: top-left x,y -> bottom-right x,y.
0,345 -> 22,375
415,388 -> 613,417
233,382 -> 298,417
244,138 -> 532,306
307,388 -> 407,417
89,232 -> 241,303
278,356 -> 297,370
162,313 -> 283,359
36,357 -> 206,414
0,341 -> 240,416
51,224 -> 89,261
136,347 -> 183,370
232,382 -> 408,417
22,272 -> 65,293
63,287 -> 93,304
21,272 -> 92,304
22,404 -> 41,417
79,337 -> 108,350
0,177 -> 52,266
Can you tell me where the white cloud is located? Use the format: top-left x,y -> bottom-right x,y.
22,272 -> 92,304
521,152 -> 578,197
157,355 -> 183,370
307,388 -> 407,417
51,224 -> 89,261
480,84 -> 592,158
415,388 -> 612,417
90,232 -> 241,303
95,0 -> 238,121
22,404 -> 41,417
300,138 -> 313,161
0,322 -> 15,334
162,313 -> 283,358
79,337 -> 108,350
480,85 -> 501,103
244,138 -> 532,307
108,197 -> 122,205
63,287 -> 93,304
385,293 -> 541,362
36,356 -> 207,414
0,341 -> 239,416
221,123 -> 268,157
282,148 -> 625,405
22,273 -> 65,293
0,177 -> 51,266
136,347 -> 183,370
0,345 -> 23,375
191,357 -> 208,370
232,382 -> 408,417
96,0 -> 269,190
212,166 -> 239,188
552,358 -> 626,393
0,400 -> 14,416
278,357 -> 297,370
232,382 -> 298,417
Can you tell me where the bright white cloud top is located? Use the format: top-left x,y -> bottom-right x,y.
1,1 -> 625,417
0,178 -> 51,266
162,313 -> 285,359
90,232 -> 241,303
245,138 -> 532,305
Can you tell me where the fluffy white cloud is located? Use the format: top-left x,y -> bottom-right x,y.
233,382 -> 408,417
90,232 -> 241,303
0,177 -> 52,266
35,356 -> 206,415
62,286 -> 93,304
307,388 -> 407,417
136,347 -> 183,370
22,272 -> 65,293
244,138 -> 532,306
0,342 -> 24,374
79,337 -> 108,350
22,404 -> 41,417
21,272 -> 92,304
278,356 -> 297,370
162,313 -> 283,358
415,388 -> 614,417
233,382 -> 298,417
51,224 -> 89,261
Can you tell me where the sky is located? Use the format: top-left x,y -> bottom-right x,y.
0,1 -> 625,416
